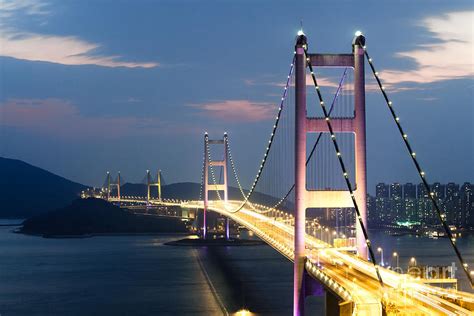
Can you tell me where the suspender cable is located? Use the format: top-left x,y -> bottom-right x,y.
361,36 -> 473,288
272,68 -> 349,210
304,44 -> 384,289
228,55 -> 296,213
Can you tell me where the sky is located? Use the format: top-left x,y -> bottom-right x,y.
0,0 -> 473,192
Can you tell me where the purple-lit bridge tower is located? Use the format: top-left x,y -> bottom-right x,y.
203,132 -> 230,240
293,32 -> 367,315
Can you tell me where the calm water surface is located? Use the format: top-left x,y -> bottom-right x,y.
0,222 -> 472,315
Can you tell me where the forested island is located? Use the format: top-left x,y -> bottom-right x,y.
20,198 -> 189,237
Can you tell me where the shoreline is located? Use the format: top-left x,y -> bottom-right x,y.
15,229 -> 192,239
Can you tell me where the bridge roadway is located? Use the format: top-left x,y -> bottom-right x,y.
112,197 -> 474,315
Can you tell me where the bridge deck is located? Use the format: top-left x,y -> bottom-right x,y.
108,198 -> 474,315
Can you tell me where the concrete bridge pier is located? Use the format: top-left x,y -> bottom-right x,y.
324,292 -> 353,316
304,269 -> 353,316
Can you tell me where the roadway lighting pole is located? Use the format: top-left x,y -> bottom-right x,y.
393,252 -> 399,271
293,31 -> 307,316
377,247 -> 385,267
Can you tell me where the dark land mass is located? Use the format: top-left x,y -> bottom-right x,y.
1,156 -> 292,219
0,157 -> 87,217
20,198 -> 189,237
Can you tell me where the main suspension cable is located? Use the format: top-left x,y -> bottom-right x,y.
304,43 -> 384,288
229,55 -> 296,213
225,134 -> 258,210
362,39 -> 473,287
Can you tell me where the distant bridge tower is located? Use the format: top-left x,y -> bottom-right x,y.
106,171 -> 121,201
293,32 -> 367,315
203,132 -> 229,239
146,170 -> 162,202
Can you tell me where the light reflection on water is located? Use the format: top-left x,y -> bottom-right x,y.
0,226 -> 472,316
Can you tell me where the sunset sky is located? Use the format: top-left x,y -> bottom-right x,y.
0,0 -> 473,191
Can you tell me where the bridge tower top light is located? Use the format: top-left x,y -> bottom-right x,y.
353,31 -> 366,49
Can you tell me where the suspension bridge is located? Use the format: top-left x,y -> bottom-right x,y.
100,31 -> 474,315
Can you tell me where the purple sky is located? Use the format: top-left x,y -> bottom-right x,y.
0,0 -> 473,192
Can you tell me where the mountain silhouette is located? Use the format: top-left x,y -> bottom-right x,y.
0,157 -> 87,218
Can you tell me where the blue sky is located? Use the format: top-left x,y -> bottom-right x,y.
0,0 -> 473,192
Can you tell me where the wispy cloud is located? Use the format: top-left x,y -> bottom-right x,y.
0,0 -> 49,18
0,32 -> 159,68
0,1 -> 158,68
0,98 -> 170,139
189,100 -> 276,122
379,11 -> 474,85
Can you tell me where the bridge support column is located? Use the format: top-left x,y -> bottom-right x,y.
146,170 -> 151,203
157,170 -> 162,201
106,171 -> 111,201
117,171 -> 121,205
294,33 -> 307,316
225,218 -> 230,240
353,37 -> 368,259
203,133 -> 209,239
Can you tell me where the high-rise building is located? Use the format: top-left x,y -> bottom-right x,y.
445,183 -> 461,225
373,182 -> 471,227
390,183 -> 403,222
460,183 -> 473,227
417,183 -> 433,224
404,183 -> 417,221
367,194 -> 376,225
375,183 -> 390,224
404,183 -> 416,199
431,182 -> 445,200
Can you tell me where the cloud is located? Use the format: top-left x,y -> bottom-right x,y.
0,1 -> 158,68
379,11 -> 474,85
0,32 -> 159,68
189,100 -> 276,122
0,98 -> 166,139
0,0 -> 49,18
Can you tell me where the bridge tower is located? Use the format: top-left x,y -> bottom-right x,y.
146,170 -> 162,202
106,171 -> 121,202
203,132 -> 230,240
294,32 -> 367,315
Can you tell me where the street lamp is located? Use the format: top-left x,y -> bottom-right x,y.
377,247 -> 385,266
393,252 -> 399,271
410,257 -> 417,266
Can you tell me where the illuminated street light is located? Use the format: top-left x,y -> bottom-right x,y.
410,257 -> 417,266
377,247 -> 384,266
393,252 -> 399,271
